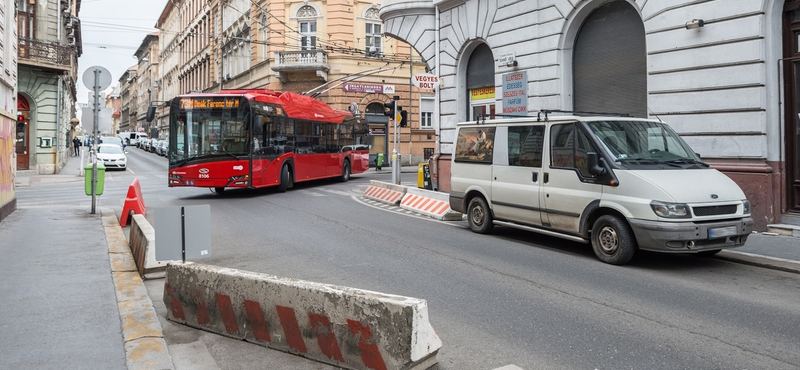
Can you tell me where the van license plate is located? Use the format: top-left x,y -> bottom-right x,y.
708,226 -> 737,239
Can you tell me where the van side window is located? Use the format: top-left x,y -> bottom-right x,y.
455,127 -> 495,163
550,123 -> 596,177
508,125 -> 544,167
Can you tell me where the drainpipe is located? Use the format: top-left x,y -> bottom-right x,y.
54,0 -> 63,173
430,6 -> 441,191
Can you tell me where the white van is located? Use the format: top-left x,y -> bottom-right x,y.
449,112 -> 754,265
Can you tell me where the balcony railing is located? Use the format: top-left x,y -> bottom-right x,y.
18,38 -> 74,71
272,50 -> 330,82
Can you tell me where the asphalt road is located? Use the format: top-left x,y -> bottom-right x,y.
18,147 -> 800,369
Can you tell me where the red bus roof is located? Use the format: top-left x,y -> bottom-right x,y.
210,89 -> 352,124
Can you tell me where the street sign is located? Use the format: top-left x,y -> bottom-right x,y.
412,73 -> 440,90
81,66 -> 112,91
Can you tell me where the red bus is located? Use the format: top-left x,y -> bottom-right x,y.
167,90 -> 370,193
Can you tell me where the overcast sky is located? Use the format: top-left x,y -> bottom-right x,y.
77,0 -> 166,107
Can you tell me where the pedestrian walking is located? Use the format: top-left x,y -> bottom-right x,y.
72,137 -> 80,156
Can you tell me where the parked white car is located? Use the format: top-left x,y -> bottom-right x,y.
95,143 -> 127,170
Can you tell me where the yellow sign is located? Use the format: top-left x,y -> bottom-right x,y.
470,86 -> 495,101
180,98 -> 241,109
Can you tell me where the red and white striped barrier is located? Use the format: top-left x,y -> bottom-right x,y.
164,262 -> 441,370
400,188 -> 462,221
364,180 -> 406,205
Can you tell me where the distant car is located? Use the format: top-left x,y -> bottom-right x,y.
149,138 -> 160,153
95,143 -> 127,170
155,140 -> 168,156
99,136 -> 124,150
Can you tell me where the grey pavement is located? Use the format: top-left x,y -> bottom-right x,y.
2,153 -> 799,369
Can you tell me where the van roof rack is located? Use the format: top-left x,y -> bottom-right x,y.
476,110 -> 631,124
538,110 -> 631,121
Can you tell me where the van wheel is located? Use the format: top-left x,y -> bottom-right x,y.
591,215 -> 636,265
277,165 -> 292,192
339,160 -> 351,182
468,197 -> 494,234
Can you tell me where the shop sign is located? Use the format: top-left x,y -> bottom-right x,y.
502,71 -> 528,116
412,73 -> 440,89
471,86 -> 495,101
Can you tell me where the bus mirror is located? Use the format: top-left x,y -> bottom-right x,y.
146,106 -> 156,123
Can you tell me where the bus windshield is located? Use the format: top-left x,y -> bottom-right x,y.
169,96 -> 250,164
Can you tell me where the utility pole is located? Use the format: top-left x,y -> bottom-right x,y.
391,95 -> 400,185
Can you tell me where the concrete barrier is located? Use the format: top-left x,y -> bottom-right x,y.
129,214 -> 177,279
400,187 -> 463,221
364,180 -> 406,206
164,262 -> 441,370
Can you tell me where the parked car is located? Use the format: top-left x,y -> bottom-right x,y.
95,143 -> 127,170
99,136 -> 125,150
155,140 -> 168,156
148,138 -> 159,153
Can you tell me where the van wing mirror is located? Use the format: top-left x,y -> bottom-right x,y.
587,152 -> 606,176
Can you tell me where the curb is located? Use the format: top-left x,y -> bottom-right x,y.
100,208 -> 174,370
715,250 -> 800,274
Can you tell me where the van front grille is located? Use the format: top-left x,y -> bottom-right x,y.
692,205 -> 737,217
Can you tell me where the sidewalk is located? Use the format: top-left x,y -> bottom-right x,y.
2,156 -> 799,369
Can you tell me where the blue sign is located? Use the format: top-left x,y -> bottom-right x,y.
502,71 -> 528,116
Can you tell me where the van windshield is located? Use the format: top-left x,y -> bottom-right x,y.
585,120 -> 707,167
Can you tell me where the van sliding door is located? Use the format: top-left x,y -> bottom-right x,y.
491,125 -> 545,226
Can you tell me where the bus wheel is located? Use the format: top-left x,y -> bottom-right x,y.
339,160 -> 351,182
214,187 -> 225,195
278,165 -> 292,192
591,215 -> 636,265
467,197 -> 494,234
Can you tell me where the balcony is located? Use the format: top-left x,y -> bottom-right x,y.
18,38 -> 74,72
272,50 -> 330,82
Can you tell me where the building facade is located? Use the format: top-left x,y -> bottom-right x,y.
381,0 -> 796,230
143,0 -> 433,164
17,0 -> 82,175
1,0 -> 19,221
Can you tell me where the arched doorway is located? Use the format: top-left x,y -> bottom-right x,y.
17,95 -> 31,170
466,44 -> 496,120
573,1 -> 646,117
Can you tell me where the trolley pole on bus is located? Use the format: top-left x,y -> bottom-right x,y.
391,95 -> 401,185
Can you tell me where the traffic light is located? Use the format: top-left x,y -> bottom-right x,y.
399,110 -> 408,127
17,113 -> 25,122
383,101 -> 397,117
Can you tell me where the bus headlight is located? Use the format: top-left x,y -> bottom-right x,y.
650,201 -> 691,218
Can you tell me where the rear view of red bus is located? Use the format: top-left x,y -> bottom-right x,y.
167,90 -> 370,194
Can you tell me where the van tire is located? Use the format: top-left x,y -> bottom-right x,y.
278,165 -> 292,192
468,197 -> 494,234
339,159 -> 351,182
591,215 -> 636,265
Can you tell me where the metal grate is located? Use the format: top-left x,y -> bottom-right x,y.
692,205 -> 738,217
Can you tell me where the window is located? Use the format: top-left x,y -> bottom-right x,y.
419,98 -> 434,129
550,123 -> 595,177
296,5 -> 318,51
365,23 -> 382,56
508,125 -> 544,167
455,127 -> 495,163
18,0 -> 35,39
260,13 -> 268,60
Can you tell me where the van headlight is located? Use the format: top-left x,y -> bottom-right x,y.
742,199 -> 751,214
650,201 -> 691,218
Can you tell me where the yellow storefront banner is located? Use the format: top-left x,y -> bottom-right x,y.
470,86 -> 495,101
